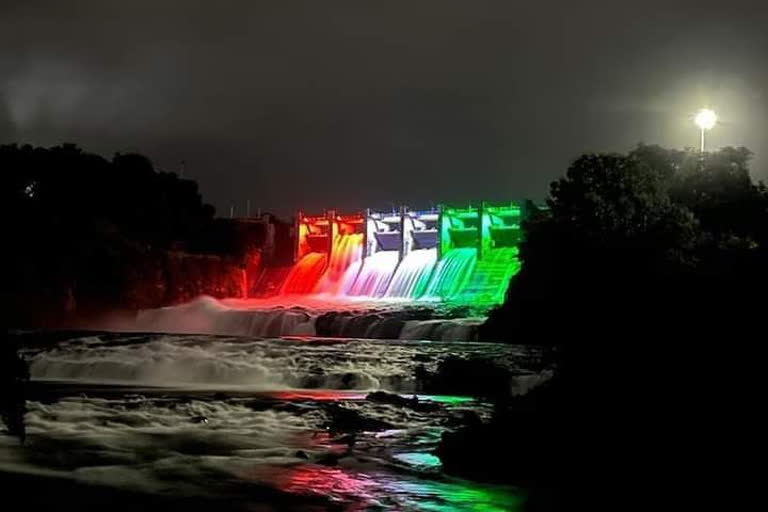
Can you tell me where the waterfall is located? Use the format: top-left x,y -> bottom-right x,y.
347,251 -> 399,297
280,252 -> 328,294
423,248 -> 477,300
385,249 -> 437,299
459,247 -> 521,304
314,233 -> 364,294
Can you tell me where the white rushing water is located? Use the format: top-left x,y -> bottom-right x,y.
3,332 -> 546,511
346,251 -> 400,297
26,333 -> 538,392
121,295 -> 483,341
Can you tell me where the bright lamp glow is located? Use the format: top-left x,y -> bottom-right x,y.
694,109 -> 717,130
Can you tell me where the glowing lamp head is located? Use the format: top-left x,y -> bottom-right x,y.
694,109 -> 717,131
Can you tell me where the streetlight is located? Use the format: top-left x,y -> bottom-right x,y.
694,108 -> 717,152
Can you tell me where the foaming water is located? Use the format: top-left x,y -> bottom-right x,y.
26,333 -> 534,391
118,295 -> 485,341
2,393 -> 524,510
4,332 -> 543,510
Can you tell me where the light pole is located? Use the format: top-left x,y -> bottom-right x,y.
694,108 -> 717,153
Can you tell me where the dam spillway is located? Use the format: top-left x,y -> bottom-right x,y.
252,202 -> 528,307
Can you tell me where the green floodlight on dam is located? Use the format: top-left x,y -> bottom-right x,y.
433,202 -> 524,304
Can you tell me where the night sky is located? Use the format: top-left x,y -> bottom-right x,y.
2,1 -> 767,216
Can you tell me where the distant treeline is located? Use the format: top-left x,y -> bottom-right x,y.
453,147 -> 767,508
482,144 -> 768,340
2,143 -> 282,324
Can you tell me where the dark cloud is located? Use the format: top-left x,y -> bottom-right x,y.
2,0 -> 767,216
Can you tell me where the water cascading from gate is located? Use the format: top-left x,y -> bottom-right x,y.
280,252 -> 328,294
261,203 -> 527,305
346,251 -> 400,297
314,233 -> 364,294
385,249 -> 437,299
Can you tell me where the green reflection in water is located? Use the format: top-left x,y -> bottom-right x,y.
377,477 -> 523,511
269,464 -> 524,511
394,452 -> 443,468
418,394 -> 474,405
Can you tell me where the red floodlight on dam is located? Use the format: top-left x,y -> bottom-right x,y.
294,210 -> 333,263
294,210 -> 366,263
281,209 -> 365,294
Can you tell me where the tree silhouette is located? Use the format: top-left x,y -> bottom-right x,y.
466,145 -> 767,509
483,144 -> 767,339
2,143 -> 256,323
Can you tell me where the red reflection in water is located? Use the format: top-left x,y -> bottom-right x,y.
279,465 -> 375,504
238,464 -> 373,502
268,390 -> 368,401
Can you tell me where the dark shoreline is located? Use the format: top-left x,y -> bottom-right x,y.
0,469 -> 341,512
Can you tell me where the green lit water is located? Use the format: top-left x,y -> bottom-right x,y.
423,248 -> 478,300
460,247 -> 521,304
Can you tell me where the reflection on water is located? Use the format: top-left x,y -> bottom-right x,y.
393,452 -> 442,468
244,464 -> 523,511
6,332 -> 543,511
268,390 -> 475,405
3,391 -> 524,511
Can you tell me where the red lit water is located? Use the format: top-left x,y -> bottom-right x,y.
280,252 -> 328,294
314,233 -> 364,294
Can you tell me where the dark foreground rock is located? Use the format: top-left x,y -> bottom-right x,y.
436,375 -> 562,483
323,402 -> 393,435
435,334 -> 768,512
416,356 -> 514,401
365,391 -> 440,412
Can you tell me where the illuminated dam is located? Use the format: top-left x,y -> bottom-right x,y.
132,202 -> 535,340
252,202 -> 528,306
